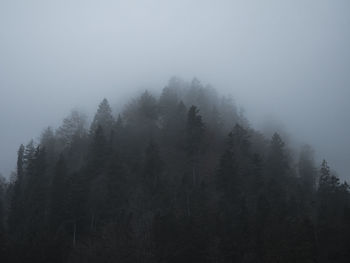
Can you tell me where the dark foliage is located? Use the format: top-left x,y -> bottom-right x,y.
1,78 -> 349,262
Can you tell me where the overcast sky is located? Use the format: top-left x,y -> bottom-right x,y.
1,0 -> 349,179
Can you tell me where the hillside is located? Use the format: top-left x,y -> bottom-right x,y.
0,78 -> 349,263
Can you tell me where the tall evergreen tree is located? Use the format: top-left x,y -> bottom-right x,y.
143,140 -> 163,209
299,144 -> 317,192
90,98 -> 114,136
23,140 -> 35,172
50,155 -> 69,231
88,125 -> 108,176
319,160 -> 339,193
267,133 -> 289,177
8,144 -> 25,233
23,146 -> 48,239
186,105 -> 204,165
0,174 -> 6,232
56,110 -> 87,149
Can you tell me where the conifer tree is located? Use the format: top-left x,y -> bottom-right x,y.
56,110 -> 87,148
143,140 -> 163,207
0,174 -> 6,232
24,146 -> 48,238
299,145 -> 317,192
8,144 -> 25,233
50,155 -> 68,231
186,105 -> 204,166
90,98 -> 114,136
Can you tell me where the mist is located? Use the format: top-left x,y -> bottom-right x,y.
1,0 -> 350,180
2,1 -> 350,262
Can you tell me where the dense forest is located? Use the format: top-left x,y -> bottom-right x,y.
0,77 -> 349,263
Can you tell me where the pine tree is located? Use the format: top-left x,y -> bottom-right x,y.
139,90 -> 158,121
161,100 -> 187,149
8,144 -> 25,233
112,114 -> 125,152
319,160 -> 339,193
40,127 -> 56,170
299,145 -> 317,192
143,140 -> 163,203
216,124 -> 251,200
186,105 -> 204,162
317,160 -> 350,262
86,125 -> 109,228
23,146 -> 48,239
104,152 -> 128,221
88,125 -> 108,176
56,110 -> 87,148
115,114 -> 123,130
90,98 -> 114,136
23,140 -> 35,172
17,144 -> 25,180
0,174 -> 6,233
267,132 -> 289,177
50,155 -> 69,231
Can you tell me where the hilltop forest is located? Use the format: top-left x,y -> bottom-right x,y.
0,78 -> 349,263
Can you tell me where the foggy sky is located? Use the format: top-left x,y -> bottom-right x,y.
1,0 -> 349,179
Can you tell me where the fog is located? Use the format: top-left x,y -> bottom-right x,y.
1,0 -> 349,179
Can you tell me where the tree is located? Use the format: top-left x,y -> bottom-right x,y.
8,144 -> 25,233
317,160 -> 350,262
56,110 -> 87,148
143,140 -> 163,204
186,105 -> 204,162
161,100 -> 187,150
0,174 -> 6,232
299,145 -> 317,192
268,133 -> 288,173
139,91 -> 158,121
88,125 -> 108,176
17,144 -> 25,181
50,155 -> 69,231
23,146 -> 48,239
218,96 -> 240,133
183,105 -> 205,218
111,114 -> 125,152
23,140 -> 35,171
115,114 -> 123,129
90,98 -> 114,136
104,152 -> 128,221
40,127 -> 57,170
216,124 -> 251,199
159,84 -> 179,117
159,84 -> 180,131
319,160 -> 339,193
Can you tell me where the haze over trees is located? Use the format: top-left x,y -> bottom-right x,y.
0,78 -> 349,263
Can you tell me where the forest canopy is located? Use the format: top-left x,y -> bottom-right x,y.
0,77 -> 349,263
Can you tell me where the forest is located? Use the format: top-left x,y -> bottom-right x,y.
0,77 -> 349,263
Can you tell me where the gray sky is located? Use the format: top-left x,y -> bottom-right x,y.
0,0 -> 349,179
